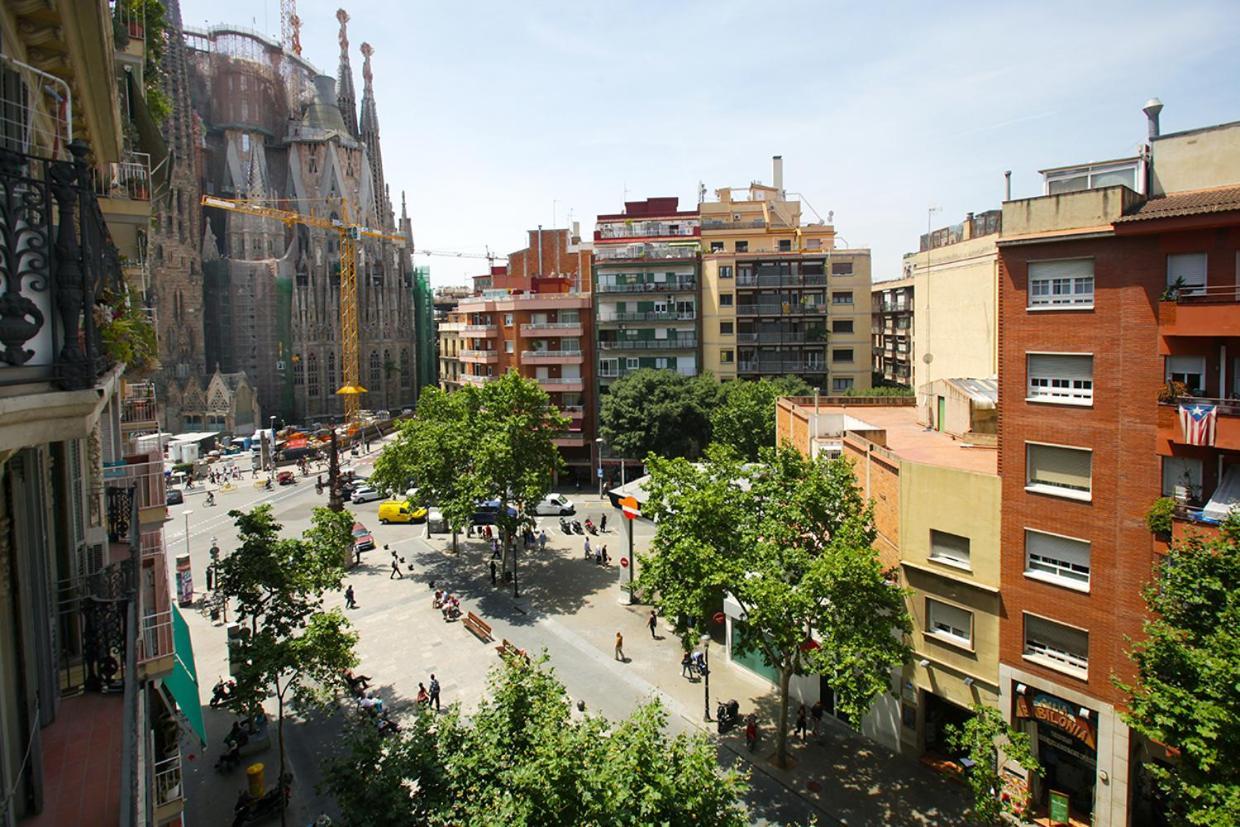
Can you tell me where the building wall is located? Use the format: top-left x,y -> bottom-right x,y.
1149,121 -> 1240,196
871,279 -> 913,386
700,257 -> 736,379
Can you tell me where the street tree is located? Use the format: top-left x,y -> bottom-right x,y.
1117,514 -> 1240,827
598,368 -> 718,460
371,387 -> 481,552
710,375 -> 814,461
945,704 -> 1040,825
322,656 -> 750,825
639,444 -> 912,768
214,505 -> 359,823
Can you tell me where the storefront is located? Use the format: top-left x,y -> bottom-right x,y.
1015,687 -> 1098,823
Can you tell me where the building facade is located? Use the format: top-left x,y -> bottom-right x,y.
593,198 -> 701,389
701,158 -> 872,393
996,111 -> 1240,827
871,278 -> 914,386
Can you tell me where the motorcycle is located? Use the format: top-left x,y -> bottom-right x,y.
584,519 -> 597,536
716,699 -> 740,734
210,678 -> 239,709
572,520 -> 584,535
559,517 -> 572,534
232,773 -> 292,827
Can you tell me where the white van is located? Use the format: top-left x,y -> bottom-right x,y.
534,493 -> 575,516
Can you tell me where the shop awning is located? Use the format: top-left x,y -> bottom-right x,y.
163,605 -> 206,747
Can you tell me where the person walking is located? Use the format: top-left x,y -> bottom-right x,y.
614,631 -> 625,661
390,559 -> 403,579
647,610 -> 658,639
489,560 -> 497,585
681,652 -> 693,678
795,704 -> 808,741
810,699 -> 824,735
584,536 -> 592,559
428,674 -> 441,711
538,530 -> 547,552
344,585 -> 357,609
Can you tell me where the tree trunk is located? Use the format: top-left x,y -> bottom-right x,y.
276,685 -> 287,827
451,528 -> 458,554
774,666 -> 792,769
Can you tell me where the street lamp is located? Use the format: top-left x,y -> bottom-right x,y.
594,437 -> 604,498
700,632 -> 712,722
268,416 -> 277,471
183,510 -> 193,557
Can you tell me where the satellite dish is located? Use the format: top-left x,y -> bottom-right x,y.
922,353 -> 934,364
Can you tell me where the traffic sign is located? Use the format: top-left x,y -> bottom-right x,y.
597,467 -> 604,478
712,611 -> 725,625
619,495 -> 640,520
620,557 -> 629,568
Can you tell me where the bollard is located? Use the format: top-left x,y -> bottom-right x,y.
247,762 -> 265,797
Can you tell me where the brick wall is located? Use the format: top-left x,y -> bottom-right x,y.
843,434 -> 901,570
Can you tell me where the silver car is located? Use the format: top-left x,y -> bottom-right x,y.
351,485 -> 383,504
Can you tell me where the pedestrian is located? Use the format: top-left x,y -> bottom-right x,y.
538,530 -> 547,552
810,699 -> 824,735
429,674 -> 441,711
614,631 -> 625,661
647,610 -> 658,639
584,536 -> 592,559
795,704 -> 808,741
600,514 -> 607,532
390,559 -> 403,579
489,560 -> 497,585
345,584 -> 357,609
490,537 -> 500,559
681,652 -> 693,678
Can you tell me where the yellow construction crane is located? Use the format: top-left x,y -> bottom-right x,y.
201,195 -> 406,423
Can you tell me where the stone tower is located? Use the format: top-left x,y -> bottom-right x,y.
334,9 -> 360,139
358,42 -> 389,226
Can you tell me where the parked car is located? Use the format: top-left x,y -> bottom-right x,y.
276,470 -> 296,485
352,523 -> 376,552
166,488 -> 184,506
534,493 -> 575,516
351,486 -> 383,504
378,500 -> 428,524
472,499 -> 519,525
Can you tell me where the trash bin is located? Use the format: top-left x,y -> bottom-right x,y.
247,762 -> 264,797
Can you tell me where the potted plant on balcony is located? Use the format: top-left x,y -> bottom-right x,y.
1146,497 -> 1177,539
1157,380 -> 1189,405
96,286 -> 158,376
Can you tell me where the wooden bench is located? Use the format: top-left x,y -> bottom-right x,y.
495,638 -> 530,662
463,611 -> 493,643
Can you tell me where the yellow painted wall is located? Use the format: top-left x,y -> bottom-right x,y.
700,257 -> 736,379
1151,122 -> 1240,196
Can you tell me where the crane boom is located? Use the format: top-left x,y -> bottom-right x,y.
200,195 -> 404,424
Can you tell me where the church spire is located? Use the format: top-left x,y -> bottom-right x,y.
334,8 -> 359,138
358,42 -> 387,224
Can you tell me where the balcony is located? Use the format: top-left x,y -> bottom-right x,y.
93,152 -> 152,204
737,302 -> 828,317
595,243 -> 699,262
536,377 -> 585,392
138,609 -> 175,680
0,144 -> 125,391
599,337 -> 698,351
738,360 -> 827,374
598,310 -> 696,323
461,324 -> 498,337
737,274 -> 828,288
522,350 -> 584,364
596,279 -> 697,294
520,322 -> 584,337
459,350 -> 499,364
121,382 -> 159,431
1158,398 -> 1240,452
560,405 -> 585,418
701,218 -> 766,230
105,457 -> 169,528
1159,288 -> 1240,338
460,373 -> 497,386
152,754 -> 184,823
554,434 -> 588,448
736,332 -> 824,345
595,223 -> 700,241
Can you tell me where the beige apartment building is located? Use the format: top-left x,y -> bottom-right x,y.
701,158 -> 872,393
872,277 -> 914,386
902,211 -> 1001,392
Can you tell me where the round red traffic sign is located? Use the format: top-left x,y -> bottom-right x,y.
712,611 -> 725,625
620,557 -> 629,568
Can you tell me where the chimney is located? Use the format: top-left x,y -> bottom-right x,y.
1143,98 -> 1164,140
772,155 -> 784,196
537,225 -> 544,276
1004,170 -> 1012,201
571,221 -> 581,244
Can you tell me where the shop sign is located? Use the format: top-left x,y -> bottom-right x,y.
1016,691 -> 1096,751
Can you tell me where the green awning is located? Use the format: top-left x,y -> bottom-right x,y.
163,605 -> 206,747
125,72 -> 170,199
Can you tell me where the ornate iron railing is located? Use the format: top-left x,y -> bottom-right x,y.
0,141 -> 122,390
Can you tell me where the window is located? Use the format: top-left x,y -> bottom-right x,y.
600,358 -> 618,377
293,356 -> 304,386
626,357 -> 639,370
721,350 -> 734,364
655,357 -> 668,369
710,242 -> 724,253
654,328 -> 668,340
1023,614 -> 1089,678
929,529 -> 971,569
831,261 -> 854,276
832,348 -> 854,363
720,321 -> 733,336
1166,253 -> 1207,295
720,293 -> 734,307
719,265 -> 733,279
831,319 -> 854,334
831,377 -> 853,392
1026,443 -> 1092,500
1166,355 -> 1205,394
778,239 -> 792,252
505,340 -> 514,353
1024,529 -> 1090,590
1027,354 -> 1094,404
926,599 -> 973,648
308,353 -> 320,397
735,241 -> 748,253
503,313 -> 513,327
1028,260 -> 1094,308
1161,456 -> 1203,499
831,291 -> 853,305
559,310 -> 580,323
369,352 -> 381,388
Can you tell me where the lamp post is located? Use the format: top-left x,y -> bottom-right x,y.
267,415 -> 277,471
183,509 -> 193,557
594,437 -> 604,499
700,632 -> 712,722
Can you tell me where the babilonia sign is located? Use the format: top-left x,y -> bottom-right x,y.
1016,691 -> 1096,751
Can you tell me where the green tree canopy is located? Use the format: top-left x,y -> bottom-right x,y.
322,656 -> 750,826
598,369 -> 718,460
946,704 -> 1040,825
638,444 -> 912,768
709,375 -> 814,461
1118,515 -> 1240,827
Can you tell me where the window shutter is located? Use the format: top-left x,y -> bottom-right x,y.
1028,354 -> 1092,381
1026,531 -> 1090,569
1029,259 -> 1093,280
1028,444 -> 1091,490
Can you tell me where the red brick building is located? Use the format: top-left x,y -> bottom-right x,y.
996,113 -> 1239,826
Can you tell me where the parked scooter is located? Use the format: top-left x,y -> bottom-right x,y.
559,517 -> 573,534
572,520 -> 584,535
584,518 -> 598,535
210,678 -> 239,709
716,699 -> 740,734
231,773 -> 292,827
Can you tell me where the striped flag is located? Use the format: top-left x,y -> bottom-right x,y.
1178,403 -> 1217,447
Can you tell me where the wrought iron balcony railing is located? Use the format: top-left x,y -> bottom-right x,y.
0,142 -> 124,390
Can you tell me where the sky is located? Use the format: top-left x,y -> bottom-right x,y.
182,0 -> 1240,288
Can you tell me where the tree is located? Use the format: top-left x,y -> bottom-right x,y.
709,375 -> 814,461
215,505 -> 359,824
322,656 -> 750,825
1117,514 -> 1240,827
638,444 -> 912,768
945,704 -> 1040,825
598,369 -> 718,460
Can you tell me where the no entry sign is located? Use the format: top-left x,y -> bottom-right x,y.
620,557 -> 629,568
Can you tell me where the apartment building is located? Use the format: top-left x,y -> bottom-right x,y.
434,287 -> 473,392
593,198 -> 701,388
871,278 -> 914,386
0,3 -> 196,824
902,211 -> 1001,392
996,105 -> 1239,827
701,157 -> 872,393
777,397 -> 1001,761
